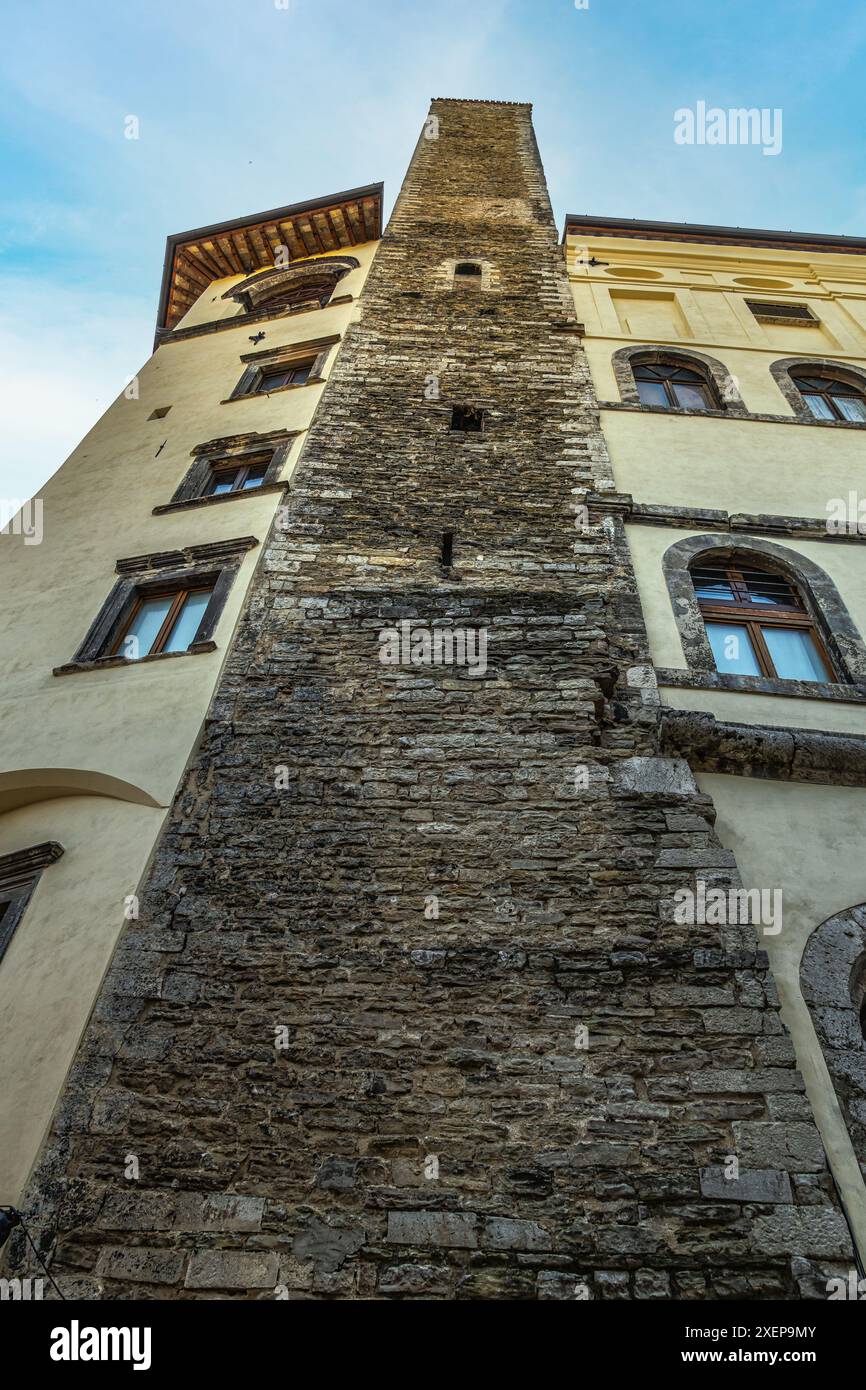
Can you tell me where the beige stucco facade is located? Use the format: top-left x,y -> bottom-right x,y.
568,225 -> 866,1260
0,226 -> 379,1203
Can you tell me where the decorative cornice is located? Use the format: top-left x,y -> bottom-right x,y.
563,213 -> 866,256
584,493 -> 866,544
239,334 -> 340,365
660,707 -> 866,786
0,841 -> 64,885
155,294 -> 354,347
190,430 -> 297,458
116,537 -> 258,575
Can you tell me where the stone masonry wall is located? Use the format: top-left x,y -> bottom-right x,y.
15,99 -> 853,1298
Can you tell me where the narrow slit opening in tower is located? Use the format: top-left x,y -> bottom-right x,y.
450,405 -> 484,432
441,532 -> 454,568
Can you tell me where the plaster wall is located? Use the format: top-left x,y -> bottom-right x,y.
0,238 -> 378,1199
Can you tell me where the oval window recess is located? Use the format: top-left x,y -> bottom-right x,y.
603,266 -> 664,280
733,276 -> 793,290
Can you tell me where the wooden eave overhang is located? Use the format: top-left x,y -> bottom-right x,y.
155,182 -> 383,338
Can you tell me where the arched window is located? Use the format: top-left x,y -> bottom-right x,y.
223,257 -> 358,316
633,360 -> 717,411
454,261 -> 483,279
257,278 -> 335,312
691,555 -> 835,682
789,371 -> 866,423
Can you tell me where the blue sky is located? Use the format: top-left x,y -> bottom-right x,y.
2,0 -> 865,502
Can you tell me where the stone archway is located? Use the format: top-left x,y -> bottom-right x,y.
801,905 -> 866,1178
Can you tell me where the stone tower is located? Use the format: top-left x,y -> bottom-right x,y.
18,99 -> 853,1299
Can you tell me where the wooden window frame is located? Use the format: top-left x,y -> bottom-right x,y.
110,582 -> 216,659
790,373 -> 866,423
0,842 -> 64,966
694,561 -> 835,681
227,337 -> 338,403
633,361 -> 716,412
259,280 -> 334,313
59,538 -> 257,674
255,359 -> 315,394
205,459 -> 269,496
162,433 -> 296,509
746,300 -> 818,325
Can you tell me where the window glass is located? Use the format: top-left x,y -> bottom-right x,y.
241,466 -> 267,490
740,570 -> 797,606
672,382 -> 709,411
835,394 -> 866,423
636,378 -> 669,407
761,626 -> 828,682
259,369 -> 292,392
803,392 -> 835,420
705,622 -> 762,676
162,589 -> 213,654
692,570 -> 735,602
211,472 -> 237,495
123,594 -> 175,658
290,364 -> 311,385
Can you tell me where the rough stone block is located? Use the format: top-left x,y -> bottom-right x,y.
751,1208 -> 852,1259
184,1250 -> 279,1290
96,1246 -> 185,1286
700,1166 -> 792,1203
612,757 -> 697,797
387,1210 -> 478,1249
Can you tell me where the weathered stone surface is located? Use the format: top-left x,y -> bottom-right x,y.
751,1208 -> 852,1259
700,1166 -> 792,1203
479,1217 -> 551,1251
377,1263 -> 452,1296
96,1246 -> 185,1286
185,1251 -> 278,1290
292,1217 -> 367,1272
387,1211 -> 478,1250
733,1121 -> 827,1173
612,757 -> 697,797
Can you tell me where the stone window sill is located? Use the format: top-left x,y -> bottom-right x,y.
54,642 -> 217,677
655,666 -> 866,703
153,482 -> 287,515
